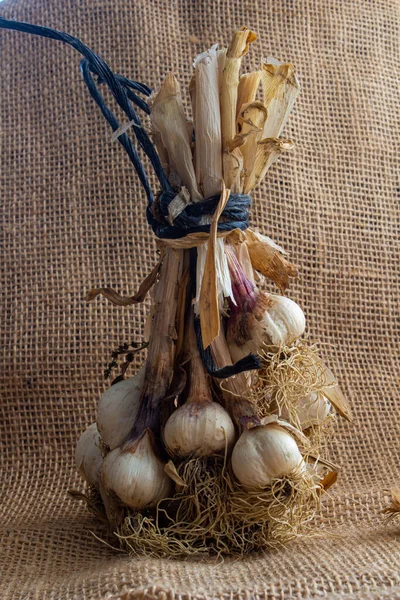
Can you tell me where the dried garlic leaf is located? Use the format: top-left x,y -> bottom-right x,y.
320,471 -> 338,492
261,60 -> 300,138
238,101 -> 268,188
86,254 -> 164,306
194,44 -> 222,198
244,137 -> 294,193
321,365 -> 352,422
244,228 -> 297,292
164,460 -> 187,490
307,454 -> 341,472
236,71 -> 262,119
200,186 -> 230,349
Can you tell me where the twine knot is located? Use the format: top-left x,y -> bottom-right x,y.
147,190 -> 252,239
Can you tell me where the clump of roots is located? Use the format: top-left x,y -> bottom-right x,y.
114,455 -> 323,557
254,341 -> 335,448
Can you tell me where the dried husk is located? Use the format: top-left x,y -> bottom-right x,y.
243,137 -> 294,194
220,27 -> 257,189
244,227 -> 297,292
151,73 -> 202,201
237,101 -> 268,189
199,187 -> 230,348
319,363 -> 352,421
236,71 -> 262,119
261,59 -> 301,138
381,489 -> 400,520
193,44 -> 222,198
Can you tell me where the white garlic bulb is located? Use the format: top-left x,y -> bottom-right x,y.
102,430 -> 172,509
282,392 -> 331,429
231,423 -> 305,488
163,400 -> 236,458
228,294 -> 306,362
75,422 -> 103,488
97,365 -> 145,450
263,295 -> 306,347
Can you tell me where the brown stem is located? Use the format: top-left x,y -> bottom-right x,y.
211,325 -> 260,430
185,307 -> 212,404
125,248 -> 182,446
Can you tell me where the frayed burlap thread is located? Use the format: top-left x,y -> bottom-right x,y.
0,0 -> 399,599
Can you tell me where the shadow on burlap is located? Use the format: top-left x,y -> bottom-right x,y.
0,0 -> 399,598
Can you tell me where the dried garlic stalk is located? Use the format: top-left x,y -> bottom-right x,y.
236,71 -> 262,118
220,27 -> 256,189
193,44 -> 223,198
151,73 -> 202,201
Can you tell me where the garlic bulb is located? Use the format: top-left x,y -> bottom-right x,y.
282,392 -> 331,428
163,312 -> 236,458
102,430 -> 172,509
228,294 -> 306,362
231,424 -> 304,488
97,365 -> 145,450
75,422 -> 103,488
163,399 -> 235,458
262,295 -> 306,347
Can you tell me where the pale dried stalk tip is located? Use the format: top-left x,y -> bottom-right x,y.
236,71 -> 262,119
150,73 -> 202,201
220,27 -> 257,189
193,44 -> 222,198
261,59 -> 301,138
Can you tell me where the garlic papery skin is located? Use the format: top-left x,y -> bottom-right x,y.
75,422 -> 103,489
231,424 -> 305,489
102,431 -> 172,510
226,248 -> 305,361
97,365 -> 145,450
262,295 -> 306,347
228,294 -> 306,362
163,399 -> 235,458
282,392 -> 331,429
163,310 -> 236,458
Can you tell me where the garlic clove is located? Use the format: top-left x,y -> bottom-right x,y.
97,365 -> 145,450
75,422 -> 103,489
102,430 -> 172,510
163,400 -> 235,458
231,423 -> 305,489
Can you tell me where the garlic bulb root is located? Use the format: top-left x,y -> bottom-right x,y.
75,422 -> 103,489
231,424 -> 305,489
102,430 -> 172,510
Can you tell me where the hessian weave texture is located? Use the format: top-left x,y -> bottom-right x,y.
0,0 -> 399,598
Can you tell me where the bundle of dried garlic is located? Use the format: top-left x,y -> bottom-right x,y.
0,16 -> 352,557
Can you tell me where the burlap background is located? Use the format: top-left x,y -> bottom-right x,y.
1,0 -> 399,598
